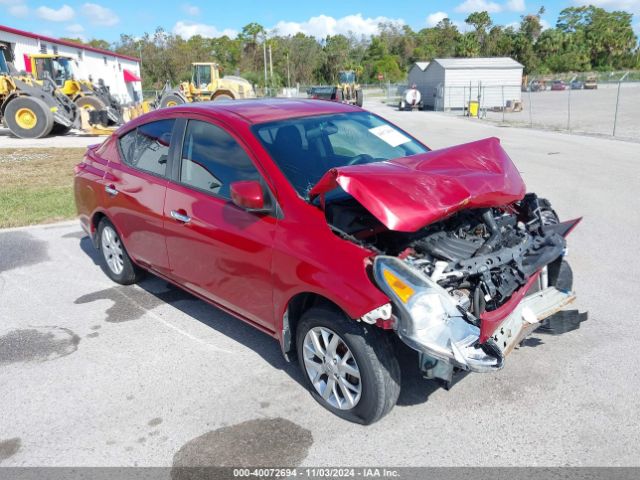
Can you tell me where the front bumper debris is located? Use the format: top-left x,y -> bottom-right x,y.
489,286 -> 576,356
415,286 -> 577,384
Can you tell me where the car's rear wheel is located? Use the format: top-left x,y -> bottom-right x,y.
296,306 -> 400,424
98,218 -> 144,285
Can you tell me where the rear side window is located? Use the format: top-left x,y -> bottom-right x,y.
180,120 -> 260,198
119,119 -> 175,177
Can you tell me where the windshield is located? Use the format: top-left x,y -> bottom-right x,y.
253,111 -> 428,198
55,58 -> 74,79
0,50 -> 8,74
339,71 -> 355,84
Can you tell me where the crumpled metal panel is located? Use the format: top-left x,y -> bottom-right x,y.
309,137 -> 526,232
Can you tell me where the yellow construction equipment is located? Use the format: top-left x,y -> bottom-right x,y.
1,46 -> 81,138
25,53 -> 123,124
336,70 -> 364,107
156,62 -> 255,108
307,70 -> 364,106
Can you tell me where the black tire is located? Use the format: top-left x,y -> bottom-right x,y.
355,89 -> 363,107
4,96 -> 54,139
160,93 -> 186,108
552,260 -> 573,291
75,95 -> 107,112
97,218 -> 144,285
212,93 -> 233,101
296,306 -> 400,424
335,89 -> 344,102
50,123 -> 72,135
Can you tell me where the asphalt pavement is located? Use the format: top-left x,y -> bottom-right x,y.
1,100 -> 639,468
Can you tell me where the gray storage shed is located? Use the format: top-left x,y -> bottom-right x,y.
408,57 -> 523,111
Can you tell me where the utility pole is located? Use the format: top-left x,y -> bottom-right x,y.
263,40 -> 268,95
286,52 -> 291,89
268,43 -> 273,86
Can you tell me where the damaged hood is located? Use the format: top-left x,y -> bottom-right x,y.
309,137 -> 526,232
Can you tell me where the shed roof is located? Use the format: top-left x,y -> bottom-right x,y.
433,57 -> 523,69
412,61 -> 430,71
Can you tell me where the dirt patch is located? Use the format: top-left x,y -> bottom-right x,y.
74,284 -> 195,323
0,231 -> 48,273
171,418 -> 312,478
0,438 -> 21,463
0,326 -> 80,365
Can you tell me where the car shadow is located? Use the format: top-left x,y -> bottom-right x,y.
75,236 -> 445,406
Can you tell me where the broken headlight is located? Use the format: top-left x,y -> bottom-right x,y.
373,255 -> 502,371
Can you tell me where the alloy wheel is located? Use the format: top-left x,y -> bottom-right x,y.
101,225 -> 124,275
302,326 -> 362,410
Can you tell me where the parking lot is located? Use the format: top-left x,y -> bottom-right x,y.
1,100 -> 639,468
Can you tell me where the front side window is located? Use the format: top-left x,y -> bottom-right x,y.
180,120 -> 260,199
253,112 -> 428,197
119,119 -> 175,177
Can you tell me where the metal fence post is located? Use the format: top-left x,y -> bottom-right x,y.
528,87 -> 532,127
613,72 -> 628,136
501,85 -> 505,123
613,81 -> 621,136
567,86 -> 571,131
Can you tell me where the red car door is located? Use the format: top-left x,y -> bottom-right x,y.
163,118 -> 277,331
104,119 -> 176,275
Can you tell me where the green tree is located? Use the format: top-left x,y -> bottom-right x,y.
456,32 -> 481,57
465,11 -> 492,54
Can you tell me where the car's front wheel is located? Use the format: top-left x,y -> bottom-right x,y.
98,218 -> 144,285
296,306 -> 400,424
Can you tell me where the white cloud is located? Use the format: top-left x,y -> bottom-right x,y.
572,0 -> 640,10
426,12 -> 449,27
8,4 -> 29,17
540,18 -> 551,30
182,3 -> 200,16
172,21 -> 237,38
455,0 -> 502,13
453,20 -> 474,32
506,0 -> 526,12
272,13 -> 404,39
66,23 -> 85,33
81,3 -> 119,27
36,4 -> 75,22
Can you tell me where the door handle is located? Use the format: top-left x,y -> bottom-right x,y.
170,210 -> 191,224
105,185 -> 118,196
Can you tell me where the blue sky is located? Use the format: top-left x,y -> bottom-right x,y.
1,0 -> 638,42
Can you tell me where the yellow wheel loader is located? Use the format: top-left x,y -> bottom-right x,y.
307,70 -> 363,107
26,53 -> 123,125
1,47 -> 80,138
156,62 -> 255,108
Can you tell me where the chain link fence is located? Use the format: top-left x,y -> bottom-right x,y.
432,72 -> 640,140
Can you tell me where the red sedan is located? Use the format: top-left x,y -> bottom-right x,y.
74,99 -> 582,424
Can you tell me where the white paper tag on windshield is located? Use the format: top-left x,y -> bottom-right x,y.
369,125 -> 411,147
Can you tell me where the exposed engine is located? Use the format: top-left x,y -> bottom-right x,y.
326,193 -> 567,316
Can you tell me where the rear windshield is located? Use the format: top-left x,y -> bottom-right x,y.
252,111 -> 428,198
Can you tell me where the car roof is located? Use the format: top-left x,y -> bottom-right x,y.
169,98 -> 362,125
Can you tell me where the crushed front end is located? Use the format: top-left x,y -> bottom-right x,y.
369,195 -> 582,383
311,137 -> 585,385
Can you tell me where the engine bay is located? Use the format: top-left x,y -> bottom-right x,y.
325,193 -> 567,317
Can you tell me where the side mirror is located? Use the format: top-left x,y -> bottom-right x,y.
230,180 -> 266,211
